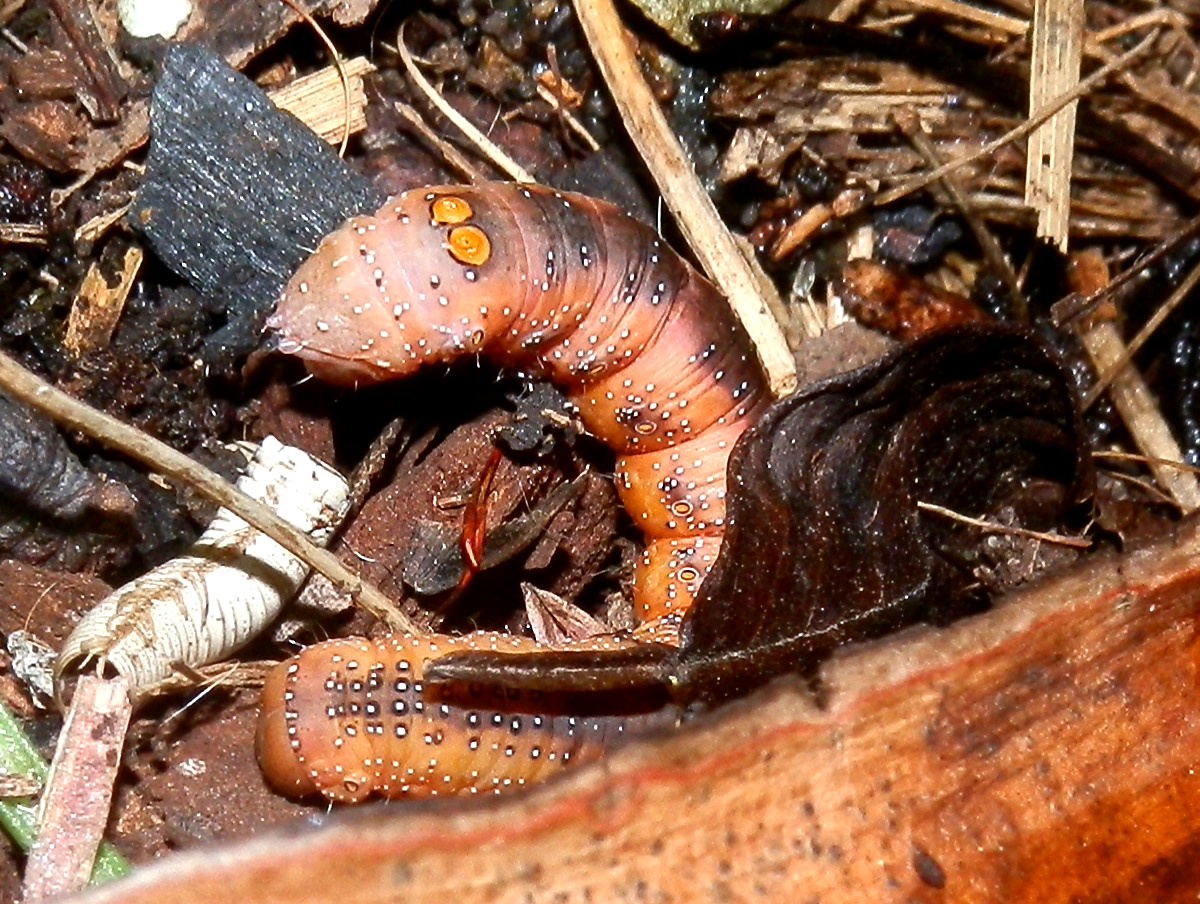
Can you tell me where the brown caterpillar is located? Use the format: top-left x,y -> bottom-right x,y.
259,182 -> 770,800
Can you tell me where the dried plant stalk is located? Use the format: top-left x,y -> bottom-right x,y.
56,437 -> 350,698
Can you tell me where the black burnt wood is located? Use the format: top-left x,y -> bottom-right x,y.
131,43 -> 384,364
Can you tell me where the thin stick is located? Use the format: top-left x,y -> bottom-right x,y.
1093,449 -> 1200,475
1056,211 -> 1200,327
1101,468 -> 1177,507
1080,319 -> 1200,513
274,0 -> 353,157
0,350 -> 417,632
1067,251 -> 1200,513
397,26 -> 535,184
874,31 -> 1155,208
917,501 -> 1093,548
0,704 -> 128,885
535,83 -> 601,152
23,674 -> 132,902
894,111 -> 1025,318
888,0 -> 1028,34
573,0 -> 798,398
391,101 -> 488,185
1081,256 -> 1200,408
0,222 -> 47,245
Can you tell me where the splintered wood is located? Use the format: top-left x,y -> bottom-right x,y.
1025,0 -> 1085,249
267,57 -> 373,145
63,244 -> 143,359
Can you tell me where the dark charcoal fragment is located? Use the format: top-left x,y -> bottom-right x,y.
0,391 -> 131,523
871,205 -> 962,266
131,44 -> 384,368
496,380 -> 577,455
0,391 -> 136,570
424,326 -> 1094,707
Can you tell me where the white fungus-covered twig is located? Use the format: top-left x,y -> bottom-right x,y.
55,437 -> 350,699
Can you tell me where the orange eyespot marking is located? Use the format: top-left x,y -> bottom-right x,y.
671,501 -> 694,517
634,422 -> 656,435
677,566 -> 700,583
430,195 -> 474,225
447,225 -> 491,266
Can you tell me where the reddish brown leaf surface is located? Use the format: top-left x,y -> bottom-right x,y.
66,513 -> 1200,903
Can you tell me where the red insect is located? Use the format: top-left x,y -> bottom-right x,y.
258,182 -> 770,801
460,446 -> 503,580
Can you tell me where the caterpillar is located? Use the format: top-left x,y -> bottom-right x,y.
258,181 -> 771,801
257,633 -> 675,802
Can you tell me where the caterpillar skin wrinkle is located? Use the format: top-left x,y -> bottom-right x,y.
260,182 -> 770,801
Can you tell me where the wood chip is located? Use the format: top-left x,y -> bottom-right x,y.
267,56 -> 373,145
63,243 -> 143,359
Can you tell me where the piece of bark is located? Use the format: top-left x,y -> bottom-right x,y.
47,0 -> 127,122
59,510 -> 1200,903
8,49 -> 80,101
0,100 -> 87,171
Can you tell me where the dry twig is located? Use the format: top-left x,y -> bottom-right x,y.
1081,257 -> 1200,408
390,101 -> 489,184
397,26 -> 534,183
917,501 -> 1093,549
875,30 -> 1156,207
894,111 -> 1024,317
1068,250 -> 1200,513
272,0 -> 354,156
573,0 -> 799,397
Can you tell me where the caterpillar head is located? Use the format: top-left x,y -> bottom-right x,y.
268,187 -> 521,386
